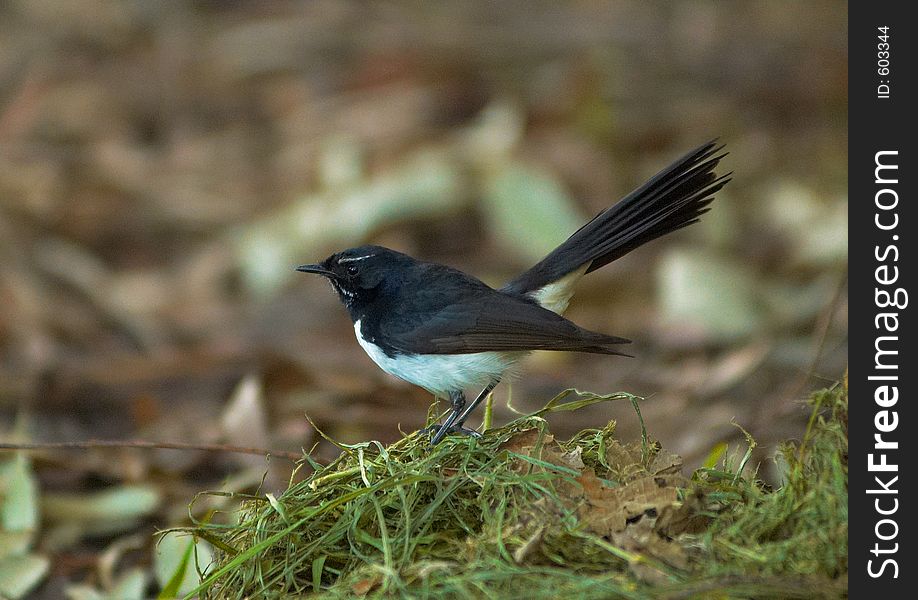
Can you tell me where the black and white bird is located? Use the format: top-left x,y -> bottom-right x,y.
297,141 -> 729,444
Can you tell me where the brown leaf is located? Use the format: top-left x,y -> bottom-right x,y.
610,522 -> 690,582
574,470 -> 684,537
500,429 -> 584,473
648,448 -> 684,475
654,488 -> 711,537
499,428 -> 545,455
351,576 -> 381,596
602,439 -> 646,482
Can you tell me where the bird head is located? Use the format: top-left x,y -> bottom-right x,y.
296,245 -> 404,310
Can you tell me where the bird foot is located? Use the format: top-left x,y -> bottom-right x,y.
420,423 -> 482,445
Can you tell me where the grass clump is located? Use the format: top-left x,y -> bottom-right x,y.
699,385 -> 848,581
182,385 -> 848,599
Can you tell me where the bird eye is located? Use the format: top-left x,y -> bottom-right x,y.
346,264 -> 359,276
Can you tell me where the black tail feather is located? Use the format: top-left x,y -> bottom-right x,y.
503,140 -> 730,296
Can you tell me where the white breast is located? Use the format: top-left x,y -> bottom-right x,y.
354,320 -> 518,396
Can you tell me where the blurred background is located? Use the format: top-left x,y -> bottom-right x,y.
1,1 -> 846,596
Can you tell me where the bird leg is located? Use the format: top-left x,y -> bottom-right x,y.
427,380 -> 500,444
454,379 -> 500,429
429,390 -> 477,445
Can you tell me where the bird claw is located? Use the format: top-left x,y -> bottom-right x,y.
421,423 -> 482,445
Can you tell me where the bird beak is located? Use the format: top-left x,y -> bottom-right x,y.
295,264 -> 338,279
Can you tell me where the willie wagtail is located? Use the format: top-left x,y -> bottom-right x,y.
297,141 -> 729,444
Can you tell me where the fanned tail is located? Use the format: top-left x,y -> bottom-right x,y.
503,140 -> 730,301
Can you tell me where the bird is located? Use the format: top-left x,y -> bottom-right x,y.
296,140 -> 729,444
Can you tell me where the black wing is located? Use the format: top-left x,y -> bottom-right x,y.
381,281 -> 631,356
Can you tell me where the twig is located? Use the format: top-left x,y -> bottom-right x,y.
0,439 -> 302,461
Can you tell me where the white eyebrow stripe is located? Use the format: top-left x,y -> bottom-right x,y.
338,254 -> 374,263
